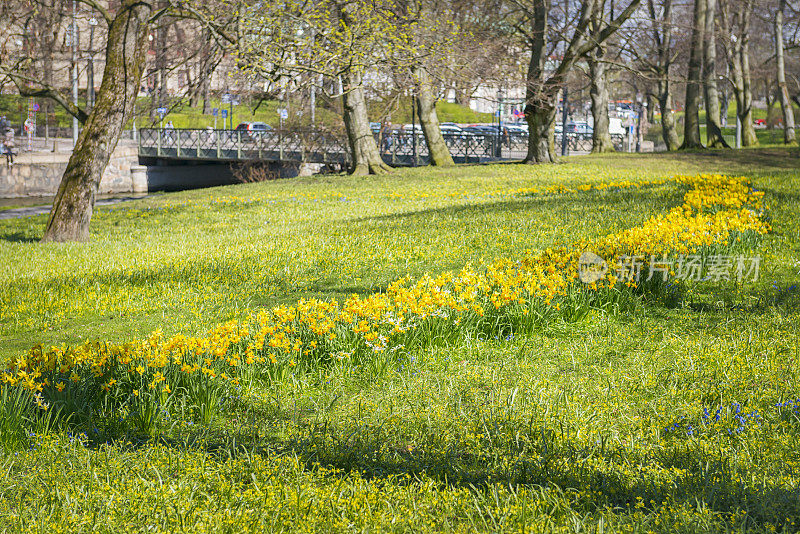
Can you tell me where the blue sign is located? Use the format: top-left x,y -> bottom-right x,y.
156,107 -> 167,116
211,108 -> 219,117
221,109 -> 228,118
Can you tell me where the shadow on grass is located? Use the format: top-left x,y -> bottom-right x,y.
0,231 -> 39,243
356,182 -> 679,226
651,146 -> 800,171
122,410 -> 799,529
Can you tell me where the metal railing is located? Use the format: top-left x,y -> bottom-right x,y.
138,128 -> 352,166
138,127 -> 631,166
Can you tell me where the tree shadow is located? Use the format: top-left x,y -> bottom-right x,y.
109,408 -> 799,530
352,184 -> 678,237
0,231 -> 39,243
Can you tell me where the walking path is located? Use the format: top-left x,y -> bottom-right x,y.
0,195 -> 148,220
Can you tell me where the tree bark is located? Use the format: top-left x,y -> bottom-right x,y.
739,50 -> 757,145
681,0 -> 706,149
589,1 -> 614,153
703,0 -> 729,147
42,1 -> 152,242
719,0 -> 756,146
414,67 -> 454,166
775,0 -> 796,143
524,105 -> 558,163
523,0 -> 640,162
648,0 -> 680,150
341,70 -> 391,175
658,85 -> 680,150
523,0 -> 556,163
589,48 -> 614,152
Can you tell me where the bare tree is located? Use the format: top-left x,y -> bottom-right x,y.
645,0 -> 680,150
703,0 -> 730,147
775,0 -> 797,143
719,0 -> 758,146
588,0 -> 614,153
1,0 -> 238,242
681,0 -> 705,149
403,0 -> 457,166
514,0 -> 641,163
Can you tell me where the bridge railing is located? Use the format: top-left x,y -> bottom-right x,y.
139,127 -> 352,165
139,128 -> 629,166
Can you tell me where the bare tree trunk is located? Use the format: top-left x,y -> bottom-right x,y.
524,104 -> 558,162
589,49 -> 613,152
152,8 -> 168,118
658,84 -> 680,150
42,2 -> 152,242
682,0 -> 706,149
589,1 -> 613,153
341,70 -> 391,175
523,0 -> 640,162
523,0 -> 556,163
454,83 -> 471,106
703,0 -> 729,147
775,0 -> 796,143
648,0 -> 680,150
414,66 -> 454,166
737,9 -> 757,146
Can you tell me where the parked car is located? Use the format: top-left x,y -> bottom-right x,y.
566,121 -> 593,137
235,122 -> 273,140
463,124 -> 496,137
504,124 -> 528,141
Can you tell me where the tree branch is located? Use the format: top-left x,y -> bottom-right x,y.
75,0 -> 112,26
1,69 -> 90,123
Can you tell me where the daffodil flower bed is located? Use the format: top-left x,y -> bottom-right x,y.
1,174 -> 770,436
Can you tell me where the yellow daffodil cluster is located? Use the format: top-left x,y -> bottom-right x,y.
1,175 -> 770,426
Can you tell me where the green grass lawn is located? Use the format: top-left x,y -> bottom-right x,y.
1,148 -> 799,532
0,94 -> 492,132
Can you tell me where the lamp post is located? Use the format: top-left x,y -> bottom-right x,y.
87,17 -> 98,110
635,98 -> 643,153
496,88 -> 504,157
561,85 -> 569,157
411,91 -> 417,165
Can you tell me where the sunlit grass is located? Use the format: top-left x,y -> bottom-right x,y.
0,148 -> 798,532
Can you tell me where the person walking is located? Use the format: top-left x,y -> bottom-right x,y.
3,128 -> 15,167
164,120 -> 175,145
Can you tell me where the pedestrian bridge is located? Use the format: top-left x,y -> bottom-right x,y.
137,128 -> 611,167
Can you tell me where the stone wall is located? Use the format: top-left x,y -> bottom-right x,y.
0,141 -> 141,198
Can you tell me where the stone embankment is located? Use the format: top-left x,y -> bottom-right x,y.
0,140 -> 146,198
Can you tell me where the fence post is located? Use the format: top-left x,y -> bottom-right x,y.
237,130 -> 242,159
176,130 -> 181,158
217,129 -> 221,159
197,131 -> 201,159
465,135 -> 470,163
157,129 -> 162,157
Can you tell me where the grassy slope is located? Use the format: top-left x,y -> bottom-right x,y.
0,95 -> 492,131
1,148 -> 799,532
